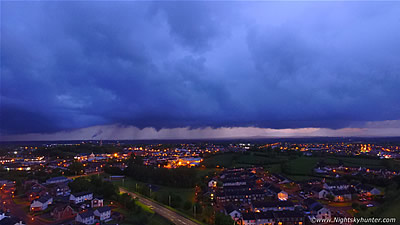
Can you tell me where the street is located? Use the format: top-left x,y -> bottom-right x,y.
119,187 -> 201,225
0,189 -> 47,225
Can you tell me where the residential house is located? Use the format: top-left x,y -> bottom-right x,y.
91,197 -> 104,208
50,204 -> 76,221
94,206 -> 111,221
310,187 -> 329,199
75,210 -> 95,225
45,176 -> 70,185
267,184 -> 289,201
304,198 -> 331,222
48,183 -> 71,197
273,210 -> 305,225
30,196 -> 53,212
252,201 -> 295,212
26,182 -> 48,201
208,179 -> 217,188
272,174 -> 291,184
224,205 -> 241,221
323,181 -> 349,190
241,211 -> 304,225
331,189 -> 352,202
70,192 -> 93,204
356,184 -> 381,196
217,189 -> 267,203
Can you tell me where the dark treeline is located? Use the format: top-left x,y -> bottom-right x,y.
106,156 -> 198,188
125,165 -> 197,188
68,175 -> 119,199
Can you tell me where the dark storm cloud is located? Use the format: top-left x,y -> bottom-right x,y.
1,1 -> 400,135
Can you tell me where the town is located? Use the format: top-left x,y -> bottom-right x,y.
0,138 -> 400,225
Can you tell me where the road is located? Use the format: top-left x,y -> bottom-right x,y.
119,187 -> 200,225
0,189 -> 47,225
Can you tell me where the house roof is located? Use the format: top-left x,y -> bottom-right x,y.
258,211 -> 274,219
273,210 -> 304,218
79,210 -> 94,219
34,196 -> 52,204
224,205 -> 238,214
331,189 -> 351,196
46,176 -> 69,182
253,200 -> 294,208
72,191 -> 93,198
325,181 -> 348,187
304,198 -> 324,212
242,212 -> 256,220
244,210 -> 304,220
96,206 -> 111,213
356,184 -> 375,192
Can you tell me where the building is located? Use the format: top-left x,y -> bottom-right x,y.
91,197 -> 104,208
224,205 -> 242,221
75,210 -> 95,225
48,183 -> 71,196
70,192 -> 93,204
94,206 -> 111,221
51,204 -> 76,221
266,184 -> 289,201
30,196 -> 53,212
277,190 -> 289,201
253,201 -> 295,212
304,198 -> 331,222
323,181 -> 349,190
208,179 -> 217,188
331,189 -> 352,202
356,184 -> 381,196
241,210 -> 304,225
310,187 -> 329,199
45,176 -> 70,185
273,210 -> 305,225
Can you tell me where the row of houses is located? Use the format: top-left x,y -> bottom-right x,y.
307,181 -> 381,202
25,177 -> 112,224
240,210 -> 305,225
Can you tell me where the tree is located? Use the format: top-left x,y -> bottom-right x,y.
68,177 -> 91,192
68,161 -> 84,175
215,212 -> 235,225
183,201 -> 192,210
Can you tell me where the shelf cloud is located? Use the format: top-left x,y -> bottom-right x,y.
1,1 -> 400,139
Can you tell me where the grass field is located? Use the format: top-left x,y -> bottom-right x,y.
115,206 -> 173,225
202,152 -> 399,183
203,152 -> 288,168
113,177 -> 196,207
285,157 -> 319,175
376,195 -> 400,219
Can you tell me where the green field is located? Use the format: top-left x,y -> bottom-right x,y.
115,207 -> 173,225
284,157 -> 319,175
113,177 -> 195,208
202,152 -> 400,182
202,152 -> 287,168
